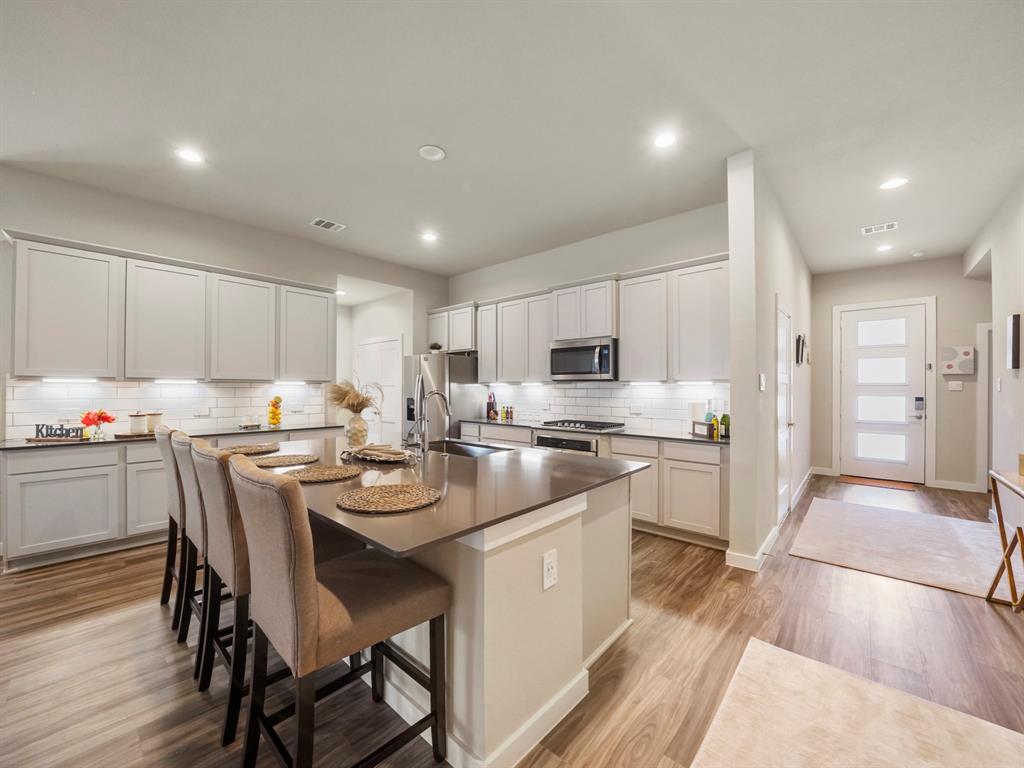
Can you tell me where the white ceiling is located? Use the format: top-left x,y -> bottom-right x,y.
1,2 -> 1021,276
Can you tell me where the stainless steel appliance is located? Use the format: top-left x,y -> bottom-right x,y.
403,354 -> 483,444
532,431 -> 600,455
541,419 -> 625,433
550,337 -> 617,381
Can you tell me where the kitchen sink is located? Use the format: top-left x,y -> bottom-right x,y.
427,440 -> 512,458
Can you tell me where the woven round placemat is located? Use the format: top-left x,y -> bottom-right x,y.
224,444 -> 280,456
284,464 -> 361,483
252,454 -> 319,468
337,484 -> 441,514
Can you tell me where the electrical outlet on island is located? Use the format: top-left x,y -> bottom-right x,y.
542,549 -> 558,591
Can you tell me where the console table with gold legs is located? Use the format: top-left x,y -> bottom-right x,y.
987,469 -> 1024,612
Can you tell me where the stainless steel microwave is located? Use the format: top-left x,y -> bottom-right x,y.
550,337 -> 618,381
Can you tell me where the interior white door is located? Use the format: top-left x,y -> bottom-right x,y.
354,336 -> 403,444
840,304 -> 926,482
776,309 -> 792,522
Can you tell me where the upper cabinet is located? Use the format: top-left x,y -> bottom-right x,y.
125,259 -> 206,379
551,279 -> 617,340
278,286 -> 336,381
618,272 -> 668,382
668,262 -> 730,381
208,273 -> 277,381
476,303 -> 498,383
496,299 -> 527,382
524,294 -> 552,382
448,306 -> 475,352
13,241 -> 125,377
427,312 -> 449,351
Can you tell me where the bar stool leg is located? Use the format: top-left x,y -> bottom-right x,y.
171,528 -> 189,632
160,518 -> 178,606
176,540 -> 198,645
241,625 -> 269,768
429,615 -> 447,763
197,566 -> 223,689
294,674 -> 316,768
371,643 -> 384,702
222,594 -> 249,746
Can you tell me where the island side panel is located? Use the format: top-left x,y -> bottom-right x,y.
581,477 -> 632,664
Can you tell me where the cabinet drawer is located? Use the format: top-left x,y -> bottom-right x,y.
460,422 -> 481,439
126,443 -> 162,464
662,441 -> 720,465
480,424 -> 532,444
610,437 -> 659,458
6,446 -> 119,475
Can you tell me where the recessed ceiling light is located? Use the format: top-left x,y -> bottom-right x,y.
175,146 -> 205,164
336,290 -> 346,296
419,145 -> 447,161
876,244 -> 893,253
911,250 -> 927,258
421,231 -> 439,243
653,131 -> 677,148
879,177 -> 909,190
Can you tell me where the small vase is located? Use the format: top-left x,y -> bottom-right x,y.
90,425 -> 107,442
347,413 -> 369,450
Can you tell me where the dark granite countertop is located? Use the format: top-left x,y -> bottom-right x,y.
460,418 -> 729,446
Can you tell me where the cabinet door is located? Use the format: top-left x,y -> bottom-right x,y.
427,312 -> 449,351
448,306 -> 476,352
6,465 -> 121,557
613,454 -> 659,523
581,280 -> 617,338
477,304 -> 498,383
551,287 -> 581,341
618,273 -> 667,382
497,299 -> 526,382
525,294 -> 552,382
279,286 -> 336,381
661,459 -> 720,536
669,262 -> 730,381
208,273 -> 277,380
125,259 -> 206,379
13,241 -> 125,377
126,460 -> 169,536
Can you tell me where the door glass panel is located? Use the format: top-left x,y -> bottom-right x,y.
858,318 -> 906,347
857,395 -> 907,423
857,357 -> 906,384
857,432 -> 907,462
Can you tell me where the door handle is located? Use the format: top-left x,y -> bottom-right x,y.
787,421 -> 795,427
912,414 -> 924,420
593,346 -> 601,374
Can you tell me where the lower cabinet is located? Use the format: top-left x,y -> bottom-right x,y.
126,460 -> 170,536
661,459 -> 721,537
622,457 -> 659,524
6,465 -> 121,558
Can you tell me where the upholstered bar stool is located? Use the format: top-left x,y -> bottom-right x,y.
154,426 -> 190,632
170,431 -> 213,647
190,441 -> 365,745
228,454 -> 451,768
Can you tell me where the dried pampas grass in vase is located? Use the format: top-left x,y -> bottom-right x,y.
328,379 -> 383,450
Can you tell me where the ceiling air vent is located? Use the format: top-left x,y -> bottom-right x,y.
861,221 -> 898,236
310,217 -> 347,233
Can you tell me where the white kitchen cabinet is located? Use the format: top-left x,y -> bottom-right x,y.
476,303 -> 498,382
13,240 -> 125,377
208,273 -> 277,380
525,294 -> 552,381
427,312 -> 449,351
551,280 -> 617,340
278,285 -> 336,381
125,259 -> 206,379
448,306 -> 476,352
661,458 -> 721,537
126,460 -> 169,536
459,422 -> 481,443
479,423 -> 533,446
613,452 -> 659,524
618,272 -> 668,382
669,262 -> 730,381
497,299 -> 527,382
6,465 -> 121,557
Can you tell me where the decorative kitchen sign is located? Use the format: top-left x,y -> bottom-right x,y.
941,346 -> 975,374
31,423 -> 86,440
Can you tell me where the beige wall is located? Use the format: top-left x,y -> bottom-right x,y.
350,289 -> 414,357
810,255 -> 992,485
447,201 -> 727,304
0,165 -> 448,354
964,176 -> 1023,524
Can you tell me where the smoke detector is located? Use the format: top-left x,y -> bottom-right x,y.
309,217 -> 346,233
861,221 -> 898,236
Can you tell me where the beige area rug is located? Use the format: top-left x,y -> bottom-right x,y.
790,497 -> 1023,601
692,638 -> 1024,768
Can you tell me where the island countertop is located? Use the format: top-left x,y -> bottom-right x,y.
285,439 -> 649,557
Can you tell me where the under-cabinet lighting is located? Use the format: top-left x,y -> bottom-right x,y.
629,381 -> 662,386
42,378 -> 98,384
274,381 -> 306,386
489,382 -> 510,387
522,382 -> 542,386
677,381 -> 715,386
155,379 -> 198,385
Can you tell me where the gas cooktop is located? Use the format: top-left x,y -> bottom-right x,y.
540,419 -> 625,433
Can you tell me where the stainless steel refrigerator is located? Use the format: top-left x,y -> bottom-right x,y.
403,353 -> 484,443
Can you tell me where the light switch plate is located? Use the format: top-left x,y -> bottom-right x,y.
542,549 -> 558,591
758,373 -> 767,392
947,380 -> 964,392
629,403 -> 642,416
192,406 -> 210,417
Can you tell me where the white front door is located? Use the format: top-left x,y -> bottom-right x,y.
353,336 -> 403,444
840,304 -> 926,482
777,309 -> 792,522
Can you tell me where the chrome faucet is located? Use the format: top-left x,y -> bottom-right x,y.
406,373 -> 452,455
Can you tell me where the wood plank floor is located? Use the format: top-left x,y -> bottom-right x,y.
1,476 -> 1021,767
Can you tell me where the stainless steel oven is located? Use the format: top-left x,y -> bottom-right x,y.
550,337 -> 617,381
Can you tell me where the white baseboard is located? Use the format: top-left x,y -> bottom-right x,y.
759,525 -> 780,557
928,478 -> 988,493
583,618 -> 632,669
726,524 -> 780,572
811,465 -> 838,476
793,469 -> 812,506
